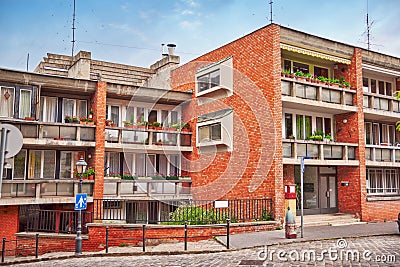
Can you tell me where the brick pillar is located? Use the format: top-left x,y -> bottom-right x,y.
336,48 -> 365,219
0,205 -> 19,256
93,81 -> 107,219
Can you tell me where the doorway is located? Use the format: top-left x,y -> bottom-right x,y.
295,166 -> 337,214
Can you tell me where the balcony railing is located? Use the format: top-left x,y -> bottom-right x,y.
105,126 -> 192,147
363,92 -> 400,113
1,179 -> 94,199
0,119 -> 95,142
281,78 -> 355,107
283,139 -> 357,161
103,178 -> 192,198
365,145 -> 400,163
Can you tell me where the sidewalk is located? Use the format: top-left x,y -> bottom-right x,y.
216,221 -> 399,249
1,221 -> 398,265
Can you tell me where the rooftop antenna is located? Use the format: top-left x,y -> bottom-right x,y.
366,0 -> 371,50
71,0 -> 76,58
269,0 -> 273,24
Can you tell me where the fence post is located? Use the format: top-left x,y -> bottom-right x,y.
105,226 -> 109,253
142,225 -> 146,252
184,221 -> 188,251
1,237 -> 5,263
226,219 -> 230,249
35,233 -> 39,259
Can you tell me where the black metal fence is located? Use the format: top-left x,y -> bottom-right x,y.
26,210 -> 93,234
1,235 -> 39,263
94,198 -> 273,224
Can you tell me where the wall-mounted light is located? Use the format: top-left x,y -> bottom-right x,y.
88,154 -> 92,159
342,119 -> 348,124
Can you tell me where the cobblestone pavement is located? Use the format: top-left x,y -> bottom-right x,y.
11,235 -> 400,267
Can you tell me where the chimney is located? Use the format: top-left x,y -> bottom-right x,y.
167,43 -> 176,55
150,43 -> 179,73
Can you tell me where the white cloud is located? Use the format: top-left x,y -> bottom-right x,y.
182,9 -> 194,15
182,0 -> 199,8
179,20 -> 202,30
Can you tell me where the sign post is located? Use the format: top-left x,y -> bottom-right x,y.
300,157 -> 305,238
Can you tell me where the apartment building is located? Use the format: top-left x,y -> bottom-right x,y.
170,24 -> 400,222
1,23 -> 400,243
0,48 -> 194,241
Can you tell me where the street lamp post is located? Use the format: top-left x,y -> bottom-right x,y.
75,157 -> 87,255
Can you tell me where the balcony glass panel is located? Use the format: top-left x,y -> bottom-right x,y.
374,98 -> 380,109
21,125 -> 38,138
382,149 -> 391,162
365,148 -> 371,160
42,125 -> 59,139
1,183 -> 36,197
283,143 -> 292,158
297,143 -> 318,159
60,127 -> 76,140
82,184 -> 93,196
363,96 -> 369,108
321,89 -> 330,102
305,86 -> 317,100
104,182 -> 118,195
295,84 -> 306,98
395,150 -> 400,162
281,81 -> 290,96
154,133 -> 178,146
297,144 -> 306,158
136,182 -> 148,194
332,146 -> 343,159
80,127 -> 95,141
56,183 -> 74,196
348,147 -> 356,160
120,183 -> 136,195
344,93 -> 353,106
122,130 -> 149,144
330,90 -> 341,104
40,183 -> 57,196
179,182 -> 191,195
375,149 -> 382,161
152,182 -> 175,194
105,129 -> 119,142
180,134 -> 191,146
393,101 -> 400,113
380,99 -> 389,111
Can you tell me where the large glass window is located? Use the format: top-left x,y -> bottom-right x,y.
105,152 -> 120,177
293,62 -> 309,73
199,123 -> 221,142
19,89 -> 31,118
40,96 -> 58,122
63,98 -> 87,122
197,70 -> 220,92
365,122 -> 397,146
60,151 -> 84,178
28,150 -> 56,179
296,115 -> 304,140
0,87 -> 14,117
367,168 -> 400,195
285,113 -> 293,138
13,149 -> 27,179
314,66 -> 328,78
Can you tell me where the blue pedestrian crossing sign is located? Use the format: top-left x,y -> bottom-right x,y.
75,193 -> 87,210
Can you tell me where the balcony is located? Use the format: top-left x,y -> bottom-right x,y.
0,179 -> 94,205
282,139 -> 358,166
0,118 -> 96,147
103,177 -> 192,199
365,145 -> 400,166
363,92 -> 400,120
105,126 -> 192,151
281,78 -> 356,113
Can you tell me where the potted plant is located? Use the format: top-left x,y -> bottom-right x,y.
88,109 -> 94,119
64,115 -> 72,123
123,121 -> 134,128
87,118 -> 94,126
180,122 -> 191,132
304,73 -> 312,82
80,117 -> 87,125
295,71 -> 305,81
122,172 -> 137,180
324,134 -> 332,141
72,116 -> 79,123
85,167 -> 95,180
106,119 -> 113,126
152,121 -> 162,130
137,120 -> 148,130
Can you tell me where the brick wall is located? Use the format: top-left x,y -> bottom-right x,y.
93,81 -> 107,218
0,205 -> 19,256
171,24 -> 284,221
363,201 -> 400,222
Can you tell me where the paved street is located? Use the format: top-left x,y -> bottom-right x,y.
11,235 -> 400,267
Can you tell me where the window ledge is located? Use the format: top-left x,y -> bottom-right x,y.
366,195 -> 400,202
196,85 -> 232,100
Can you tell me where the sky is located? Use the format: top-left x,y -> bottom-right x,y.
0,0 -> 399,72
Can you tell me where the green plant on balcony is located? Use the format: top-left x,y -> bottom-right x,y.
64,115 -> 72,123
72,116 -> 79,123
317,76 -> 328,83
122,171 -> 137,180
180,122 -> 191,132
294,71 -> 304,77
151,174 -> 164,180
308,130 -> 324,141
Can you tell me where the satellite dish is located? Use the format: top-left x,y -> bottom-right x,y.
1,124 -> 23,158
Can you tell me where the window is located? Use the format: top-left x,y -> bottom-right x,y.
195,57 -> 233,100
105,152 -> 120,177
199,123 -> 221,142
371,79 -> 376,93
365,122 -> 397,146
295,115 -> 312,140
63,98 -> 87,122
285,113 -> 293,138
19,90 -> 31,118
0,87 -> 14,117
362,77 -> 369,92
293,62 -> 309,73
28,150 -> 56,179
40,96 -> 58,122
363,77 -> 393,96
386,82 -> 392,96
60,151 -> 84,178
110,106 -> 120,126
367,168 -> 400,195
198,70 -> 220,93
314,66 -> 328,78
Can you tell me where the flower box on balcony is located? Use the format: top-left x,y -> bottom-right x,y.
24,117 -> 35,121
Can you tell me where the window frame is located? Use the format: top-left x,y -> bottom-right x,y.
0,86 -> 15,118
367,168 -> 400,196
19,89 -> 32,119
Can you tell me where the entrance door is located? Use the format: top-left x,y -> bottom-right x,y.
319,175 -> 338,213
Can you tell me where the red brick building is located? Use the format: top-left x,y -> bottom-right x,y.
1,24 -> 400,245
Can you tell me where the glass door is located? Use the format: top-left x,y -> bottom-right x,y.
319,175 -> 338,213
